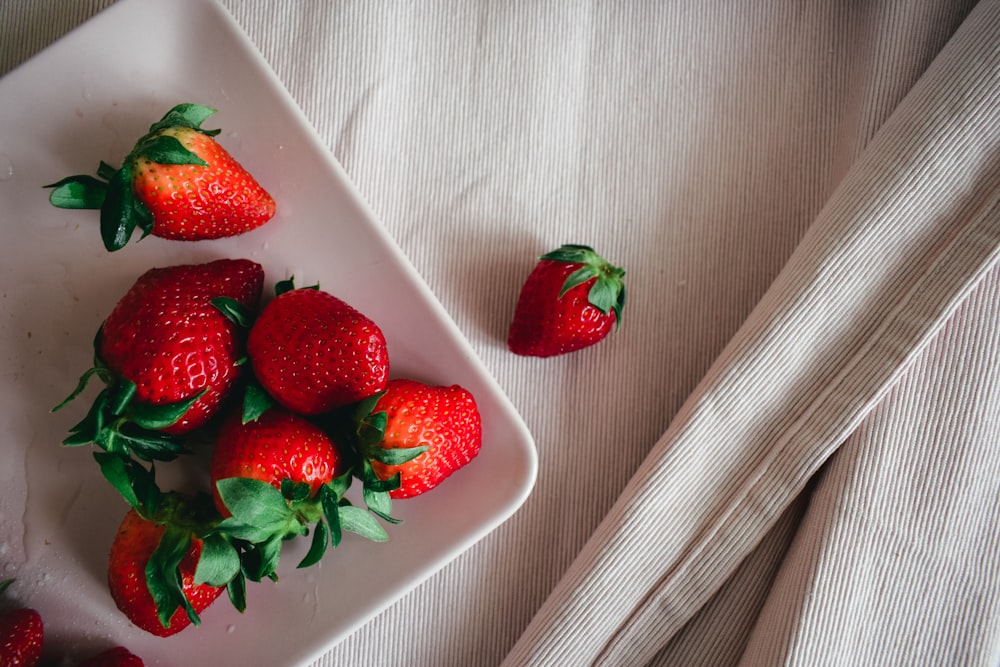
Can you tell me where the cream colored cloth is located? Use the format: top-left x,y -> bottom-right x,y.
504,1 -> 1000,662
2,1 -> 998,666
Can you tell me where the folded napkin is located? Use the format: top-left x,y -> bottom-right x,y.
503,1 -> 1000,664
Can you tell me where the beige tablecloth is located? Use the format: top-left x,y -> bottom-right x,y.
2,1 -> 998,665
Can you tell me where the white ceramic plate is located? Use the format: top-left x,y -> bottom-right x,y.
0,0 -> 537,664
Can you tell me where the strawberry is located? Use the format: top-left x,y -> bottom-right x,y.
76,646 -> 145,667
508,244 -> 626,357
107,503 -> 224,637
246,282 -> 389,415
356,378 -> 482,499
0,609 -> 42,667
46,103 -> 275,251
55,259 -> 264,461
210,407 -> 346,516
209,407 -> 387,577
0,580 -> 43,667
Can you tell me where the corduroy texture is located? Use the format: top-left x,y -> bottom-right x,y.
502,1 -> 1000,663
2,2 -> 997,666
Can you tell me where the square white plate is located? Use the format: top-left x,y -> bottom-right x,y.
0,0 -> 537,664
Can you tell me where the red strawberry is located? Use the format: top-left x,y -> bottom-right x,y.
47,103 -> 276,251
360,378 -> 482,499
0,579 -> 43,667
508,244 -> 626,357
247,283 -> 389,415
209,407 -> 346,517
210,407 -> 387,575
107,505 -> 224,637
55,258 -> 263,460
77,646 -> 145,667
98,258 -> 264,433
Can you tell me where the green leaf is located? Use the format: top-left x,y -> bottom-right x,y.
131,187 -> 155,238
99,167 -> 138,252
215,478 -> 296,537
353,392 -> 384,423
242,383 -> 274,424
62,389 -> 109,447
113,426 -> 187,462
297,521 -> 329,569
44,175 -> 107,209
612,282 -> 626,328
320,485 -> 343,548
362,487 -> 399,524
146,525 -> 198,630
195,534 -> 242,587
106,378 -> 138,417
274,278 -> 296,296
211,297 -> 254,328
243,535 -> 283,583
52,366 -> 113,413
97,161 -> 119,180
558,265 -> 599,299
126,389 -> 204,430
226,571 -> 247,613
93,452 -> 158,512
539,244 -> 597,263
338,505 -> 389,543
355,399 -> 387,449
95,453 -> 139,508
360,459 -> 400,523
585,274 -> 618,314
369,444 -> 428,467
214,518 -> 276,544
139,134 -> 208,167
0,579 -> 13,594
538,244 -> 625,324
281,479 -> 311,503
361,459 -> 400,492
326,470 -> 352,501
149,104 -> 218,134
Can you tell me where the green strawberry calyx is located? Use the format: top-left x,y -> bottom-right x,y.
348,392 -> 429,515
209,471 -> 390,587
542,244 -> 627,329
138,490 -> 219,630
105,469 -> 221,631
51,328 -> 199,463
96,454 -> 389,628
44,103 -> 222,251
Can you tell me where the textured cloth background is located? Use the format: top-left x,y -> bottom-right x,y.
2,1 -> 998,666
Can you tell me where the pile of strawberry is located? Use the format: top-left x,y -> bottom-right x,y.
22,100 -> 627,662
39,104 -> 484,645
51,258 -> 483,638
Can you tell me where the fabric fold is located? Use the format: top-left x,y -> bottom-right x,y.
502,1 -> 1000,664
735,265 -> 1000,665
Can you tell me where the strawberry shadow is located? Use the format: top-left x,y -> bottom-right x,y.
434,221 -> 542,348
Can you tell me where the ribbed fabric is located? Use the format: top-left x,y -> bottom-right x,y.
2,2 -> 997,666
738,270 -> 1000,665
502,1 -> 1000,664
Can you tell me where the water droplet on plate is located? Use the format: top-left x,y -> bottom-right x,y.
226,624 -> 236,634
0,154 -> 13,181
223,131 -> 243,151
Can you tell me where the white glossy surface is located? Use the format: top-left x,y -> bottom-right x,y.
0,0 -> 537,664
